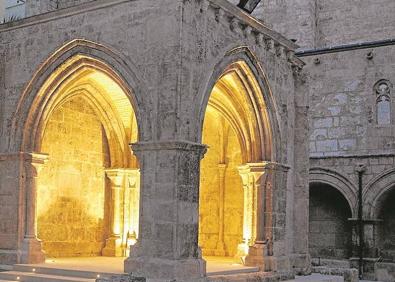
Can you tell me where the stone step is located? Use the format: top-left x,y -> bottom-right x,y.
208,272 -> 280,282
13,264 -> 123,280
0,271 -> 96,282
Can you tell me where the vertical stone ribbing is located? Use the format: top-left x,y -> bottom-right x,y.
21,152 -> 49,264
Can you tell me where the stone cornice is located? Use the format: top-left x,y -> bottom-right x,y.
310,151 -> 395,159
0,152 -> 49,163
0,0 -> 131,32
207,0 -> 299,51
240,161 -> 290,172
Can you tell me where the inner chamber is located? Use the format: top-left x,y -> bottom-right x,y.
36,66 -> 139,258
199,64 -> 265,260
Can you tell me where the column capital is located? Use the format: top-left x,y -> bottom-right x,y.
105,168 -> 132,187
23,152 -> 49,177
130,140 -> 207,159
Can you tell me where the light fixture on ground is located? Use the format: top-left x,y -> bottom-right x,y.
237,0 -> 261,14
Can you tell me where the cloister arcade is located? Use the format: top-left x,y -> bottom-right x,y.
0,1 -> 306,280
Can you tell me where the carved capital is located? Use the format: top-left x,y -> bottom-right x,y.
125,169 -> 140,189
355,164 -> 367,173
105,168 -> 128,187
24,152 -> 49,178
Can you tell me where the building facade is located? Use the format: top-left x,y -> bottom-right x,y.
0,0 -> 310,281
257,0 -> 395,280
2,0 -> 393,281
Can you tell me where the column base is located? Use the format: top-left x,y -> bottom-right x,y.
245,244 -> 291,273
245,243 -> 267,270
124,256 -> 206,281
102,236 -> 124,257
235,242 -> 249,264
20,238 -> 46,264
290,253 -> 311,275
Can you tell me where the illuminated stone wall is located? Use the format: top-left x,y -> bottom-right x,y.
199,112 -> 243,257
37,96 -> 110,257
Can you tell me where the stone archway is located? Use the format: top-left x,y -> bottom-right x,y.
363,169 -> 395,260
198,53 -> 287,271
15,44 -> 142,264
309,167 -> 358,217
376,187 -> 395,261
309,182 -> 353,260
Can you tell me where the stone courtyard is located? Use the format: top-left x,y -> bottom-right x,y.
0,0 -> 394,281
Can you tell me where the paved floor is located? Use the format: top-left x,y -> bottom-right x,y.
29,256 -> 259,276
284,274 -> 378,282
9,258 -> 381,281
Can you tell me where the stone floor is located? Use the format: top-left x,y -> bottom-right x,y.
30,256 -> 260,276
0,257 -> 381,281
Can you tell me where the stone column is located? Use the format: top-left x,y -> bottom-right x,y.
125,141 -> 207,281
125,169 -> 140,256
237,164 -> 256,258
245,162 -> 290,272
21,152 -> 49,264
215,163 -> 227,256
103,169 -> 127,257
244,163 -> 266,269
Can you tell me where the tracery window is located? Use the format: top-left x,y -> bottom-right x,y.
375,80 -> 392,125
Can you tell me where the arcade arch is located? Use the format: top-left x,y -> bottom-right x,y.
19,52 -> 140,261
198,59 -> 277,264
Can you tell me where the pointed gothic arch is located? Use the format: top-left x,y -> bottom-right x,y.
13,40 -> 144,263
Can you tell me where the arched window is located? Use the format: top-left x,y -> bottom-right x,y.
375,80 -> 392,125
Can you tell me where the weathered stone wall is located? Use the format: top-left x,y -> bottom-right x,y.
253,0 -> 317,49
37,97 -> 109,257
255,0 -> 395,49
26,0 -> 96,17
309,183 -> 352,259
0,154 -> 21,264
306,46 -> 395,157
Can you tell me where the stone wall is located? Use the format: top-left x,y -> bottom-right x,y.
26,0 -> 96,17
38,96 -> 109,257
306,46 -> 395,157
255,0 -> 395,49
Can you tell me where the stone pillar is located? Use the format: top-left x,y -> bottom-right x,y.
244,163 -> 267,269
244,162 -> 290,272
125,169 -> 140,256
124,141 -> 207,281
103,169 -> 127,257
215,163 -> 227,256
237,164 -> 257,258
103,168 -> 140,257
21,152 -> 49,264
